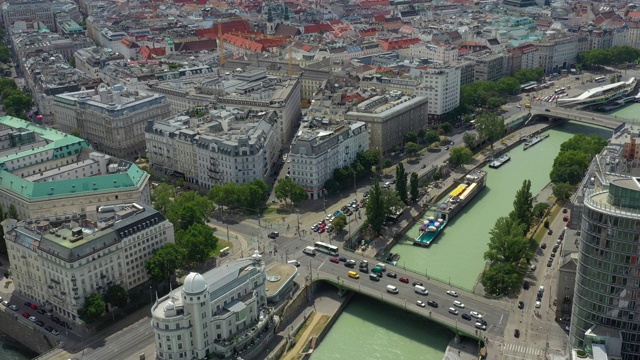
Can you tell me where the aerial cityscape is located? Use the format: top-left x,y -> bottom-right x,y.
1,0 -> 640,360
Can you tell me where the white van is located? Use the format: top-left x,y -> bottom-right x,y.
375,263 -> 386,271
414,285 -> 428,295
386,285 -> 399,294
303,246 -> 316,256
287,260 -> 300,267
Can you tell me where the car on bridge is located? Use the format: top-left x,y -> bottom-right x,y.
447,290 -> 459,297
470,311 -> 483,319
386,272 -> 397,278
453,301 -> 465,308
399,277 -> 409,284
448,307 -> 459,315
427,300 -> 438,308
461,313 -> 472,321
416,300 -> 426,308
475,322 -> 487,330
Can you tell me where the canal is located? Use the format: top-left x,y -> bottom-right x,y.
311,121 -> 611,359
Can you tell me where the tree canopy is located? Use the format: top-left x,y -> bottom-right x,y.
105,284 -> 129,308
475,112 -> 505,149
550,150 -> 590,184
409,172 -> 419,201
78,293 -> 106,324
324,149 -> 381,194
395,162 -> 408,202
462,132 -> 478,150
449,146 -> 473,168
208,179 -> 269,211
176,222 -> 218,265
578,46 -> 640,67
365,181 -> 385,235
509,179 -> 534,234
274,178 -> 307,207
484,216 -> 530,265
166,191 -> 215,232
481,262 -> 522,296
145,242 -> 186,283
513,68 -> 544,84
553,182 -> 575,202
331,214 -> 347,233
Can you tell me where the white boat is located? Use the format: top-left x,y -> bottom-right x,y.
489,155 -> 511,169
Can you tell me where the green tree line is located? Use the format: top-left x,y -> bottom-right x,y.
0,78 -> 32,119
578,46 -> 640,68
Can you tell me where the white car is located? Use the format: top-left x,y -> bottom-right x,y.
535,301 -> 541,308
448,307 -> 459,315
453,301 -> 465,308
470,311 -> 483,319
1,300 -> 8,306
475,322 -> 487,330
447,290 -> 459,297
416,300 -> 426,308
28,316 -> 37,322
51,329 -> 60,336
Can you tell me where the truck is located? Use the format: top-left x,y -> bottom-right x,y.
371,266 -> 384,275
303,246 -> 316,256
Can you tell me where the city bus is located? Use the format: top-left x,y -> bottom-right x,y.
595,76 -> 606,83
314,241 -> 339,256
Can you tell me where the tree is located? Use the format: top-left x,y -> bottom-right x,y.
166,191 -> 215,231
403,131 -> 418,144
438,122 -> 453,135
449,147 -> 473,168
409,172 -> 419,201
475,112 -> 505,149
0,225 -> 5,255
481,262 -> 521,296
176,223 -> 218,265
381,188 -> 404,219
365,181 -> 385,235
514,68 -> 544,84
532,202 -> 550,219
404,142 -> 420,157
274,178 -> 307,208
423,130 -> 440,145
559,134 -> 607,159
145,243 -> 186,283
0,46 -> 10,63
497,77 -> 521,95
105,284 -> 128,308
509,179 -> 534,234
463,132 -> 477,149
208,182 -> 239,209
550,150 -> 590,184
332,214 -> 347,233
7,204 -> 18,220
78,293 -> 106,324
3,91 -> 32,119
553,182 -> 575,202
395,162 -> 408,202
484,216 -> 530,265
151,183 -> 176,215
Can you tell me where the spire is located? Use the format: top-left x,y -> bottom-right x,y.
267,6 -> 274,23
284,6 -> 289,21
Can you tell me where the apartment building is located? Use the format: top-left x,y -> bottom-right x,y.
537,36 -> 578,74
151,255 -> 274,360
53,84 -> 171,160
344,93 -> 429,153
422,65 -> 461,121
472,52 -> 506,82
2,202 -> 174,323
1,0 -> 55,31
145,108 -> 280,188
506,44 -> 539,75
289,121 -> 368,199
0,117 -> 151,219
569,126 -> 640,359
410,43 -> 458,64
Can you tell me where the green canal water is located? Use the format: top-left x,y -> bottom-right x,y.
312,121 -> 611,359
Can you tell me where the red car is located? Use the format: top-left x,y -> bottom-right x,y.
29,304 -> 38,310
563,215 -> 569,222
22,312 -> 30,318
399,277 -> 409,283
318,228 -> 325,234
329,257 -> 340,264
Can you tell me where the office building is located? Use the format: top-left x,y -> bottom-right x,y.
2,0 -> 55,31
344,93 -> 429,153
151,254 -> 276,360
290,121 -> 368,199
570,125 -> 640,359
2,203 -> 174,323
53,84 -> 171,159
0,116 -> 151,219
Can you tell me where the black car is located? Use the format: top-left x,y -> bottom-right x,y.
545,108 -> 551,112
359,267 -> 369,273
541,243 -> 547,249
552,245 -> 559,253
421,164 -> 426,169
390,179 -> 397,184
412,281 -> 423,287
547,261 -> 553,267
36,309 -> 46,315
523,281 -> 529,290
518,301 -> 525,309
363,191 -> 369,198
550,252 -> 556,258
35,320 -> 45,327
562,208 -> 568,213
386,272 -> 397,278
547,229 -> 553,235
478,319 -> 488,326
44,326 -> 53,332
341,206 -> 349,212
427,300 -> 438,308
461,313 -> 472,321
51,317 -> 60,324
514,329 -> 520,338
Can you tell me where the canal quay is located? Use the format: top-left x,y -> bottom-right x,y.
309,121 -> 612,360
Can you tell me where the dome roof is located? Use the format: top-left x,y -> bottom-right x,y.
183,272 -> 207,294
164,301 -> 175,311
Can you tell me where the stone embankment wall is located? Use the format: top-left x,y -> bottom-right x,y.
0,309 -> 58,354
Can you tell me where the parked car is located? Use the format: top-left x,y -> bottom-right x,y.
514,329 -> 520,338
35,320 -> 44,327
44,326 -> 53,332
547,229 -> 553,235
36,309 -> 46,315
1,300 -> 8,307
338,257 -> 347,262
28,316 -> 37,322
9,304 -> 18,311
51,330 -> 60,336
540,243 -> 547,249
518,301 -> 525,309
535,301 -> 541,308
22,312 -> 30,318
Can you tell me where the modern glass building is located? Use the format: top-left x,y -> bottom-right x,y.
571,128 -> 640,359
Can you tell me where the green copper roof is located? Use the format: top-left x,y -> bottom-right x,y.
0,116 -> 149,200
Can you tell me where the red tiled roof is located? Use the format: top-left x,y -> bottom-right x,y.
358,0 -> 390,7
172,0 -> 207,4
628,11 -> 640,18
139,46 -> 166,60
359,28 -> 378,37
373,15 -> 386,22
195,20 -> 252,40
303,23 -> 334,34
220,33 -> 265,53
377,37 -> 420,51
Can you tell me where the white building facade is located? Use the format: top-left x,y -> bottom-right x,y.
421,65 -> 461,121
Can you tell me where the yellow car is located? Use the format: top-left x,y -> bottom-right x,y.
348,271 -> 360,279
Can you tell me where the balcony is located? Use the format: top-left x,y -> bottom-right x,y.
212,307 -> 274,355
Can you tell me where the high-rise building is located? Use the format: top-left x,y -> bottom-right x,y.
570,125 -> 640,359
2,203 -> 174,323
422,65 -> 461,122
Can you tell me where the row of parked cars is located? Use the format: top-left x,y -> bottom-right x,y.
1,299 -> 63,336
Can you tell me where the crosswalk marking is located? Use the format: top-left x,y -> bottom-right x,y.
503,342 -> 543,356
